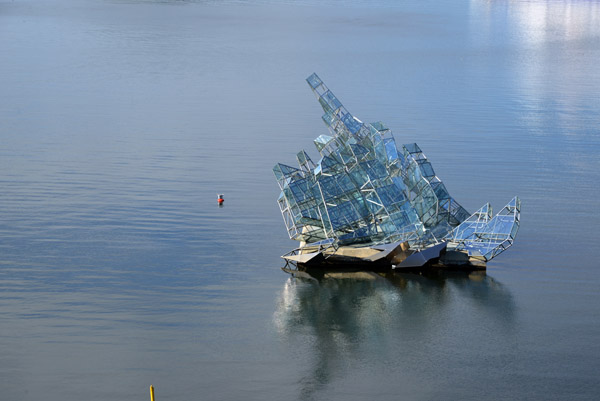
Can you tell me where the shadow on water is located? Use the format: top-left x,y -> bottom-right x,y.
273,269 -> 515,400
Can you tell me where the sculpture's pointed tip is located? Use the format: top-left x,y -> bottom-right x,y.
306,73 -> 323,89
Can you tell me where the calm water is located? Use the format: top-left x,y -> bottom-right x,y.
1,0 -> 599,400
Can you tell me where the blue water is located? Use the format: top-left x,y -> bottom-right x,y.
1,0 -> 599,400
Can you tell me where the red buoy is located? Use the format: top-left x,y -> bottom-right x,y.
217,194 -> 224,205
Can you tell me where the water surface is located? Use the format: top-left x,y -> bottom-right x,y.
1,0 -> 599,400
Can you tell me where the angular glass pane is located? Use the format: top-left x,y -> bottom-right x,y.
321,90 -> 342,111
403,143 -> 422,154
384,138 -> 399,161
341,112 -> 362,134
306,73 -> 322,89
418,160 -> 435,177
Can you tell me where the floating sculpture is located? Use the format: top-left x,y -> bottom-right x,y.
274,73 -> 520,271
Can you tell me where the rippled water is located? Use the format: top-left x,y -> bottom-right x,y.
1,0 -> 599,400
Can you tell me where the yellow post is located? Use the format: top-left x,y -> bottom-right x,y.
150,385 -> 155,401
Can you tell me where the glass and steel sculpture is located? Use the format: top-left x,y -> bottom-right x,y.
274,73 -> 520,267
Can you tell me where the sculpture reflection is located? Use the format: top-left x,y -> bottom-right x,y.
273,271 -> 515,400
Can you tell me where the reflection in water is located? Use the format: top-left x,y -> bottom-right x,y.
469,0 -> 600,127
274,271 -> 515,400
470,0 -> 600,46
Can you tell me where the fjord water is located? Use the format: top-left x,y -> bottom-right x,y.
1,0 -> 599,399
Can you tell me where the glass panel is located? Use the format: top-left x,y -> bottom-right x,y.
341,112 -> 362,134
384,138 -> 399,161
419,160 -> 435,177
306,73 -> 322,89
403,143 -> 421,154
321,90 -> 342,111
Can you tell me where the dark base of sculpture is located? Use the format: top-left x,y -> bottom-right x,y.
282,241 -> 487,276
